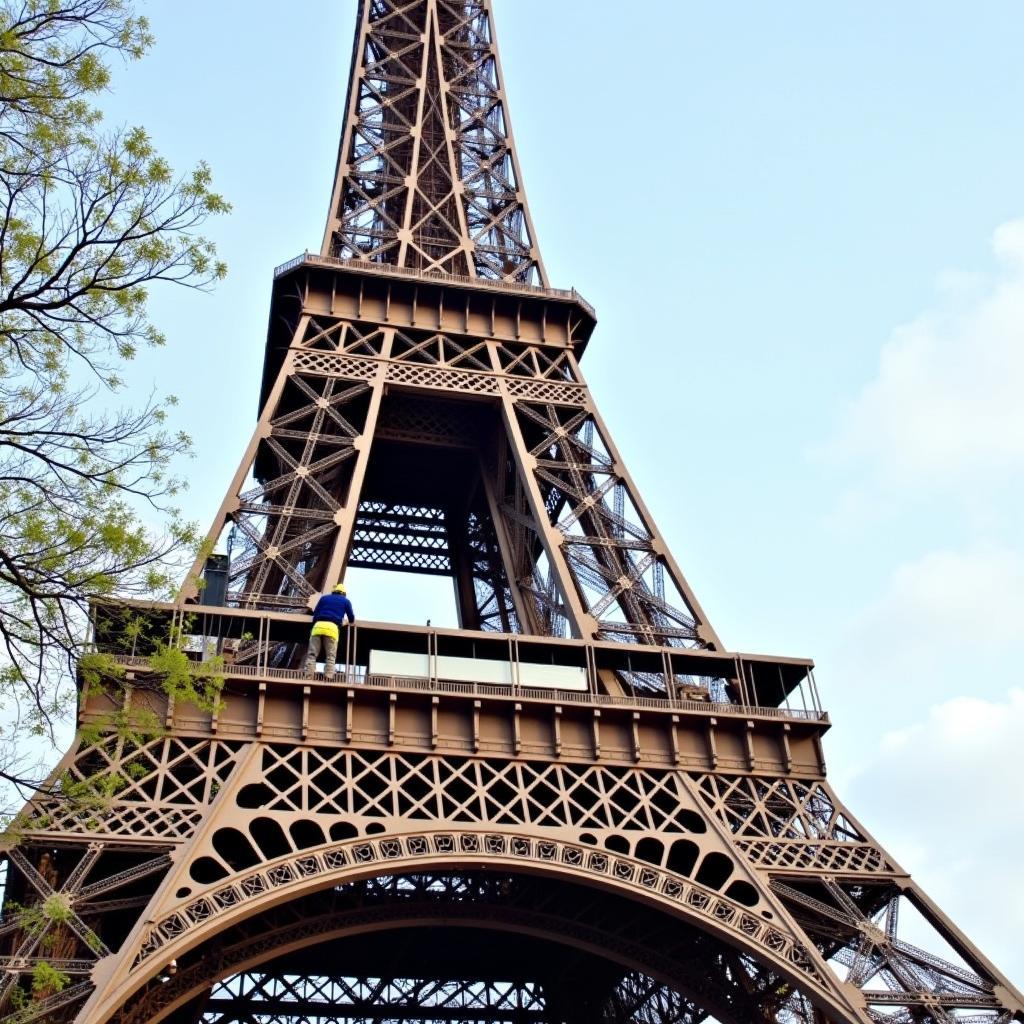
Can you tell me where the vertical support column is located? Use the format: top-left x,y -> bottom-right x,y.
446,504 -> 482,630
320,0 -> 374,256
564,349 -> 723,649
477,449 -> 534,633
428,0 -> 475,276
393,1 -> 433,270
491,346 -> 596,640
319,330 -> 395,592
179,322 -> 310,603
483,0 -> 547,286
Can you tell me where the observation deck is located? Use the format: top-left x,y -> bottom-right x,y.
85,602 -> 829,780
259,253 -> 600,416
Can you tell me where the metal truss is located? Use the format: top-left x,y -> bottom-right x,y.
601,971 -> 705,1024
21,735 -> 243,844
5,4 -> 1022,1024
693,774 -> 1019,1022
87,872 -> 827,1024
350,502 -> 452,574
772,881 -> 1014,1024
323,0 -> 545,283
464,502 -> 519,633
508,395 -> 717,651
188,315 -> 720,661
226,370 -> 377,609
199,969 -> 706,1024
692,773 -> 894,873
201,319 -> 388,613
489,432 -> 569,638
3,722 -> 1023,1022
0,842 -> 173,1023
201,973 -> 549,1024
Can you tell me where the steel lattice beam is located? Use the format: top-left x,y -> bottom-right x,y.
3,5 -> 1023,1024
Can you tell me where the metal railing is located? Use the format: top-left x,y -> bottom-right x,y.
108,655 -> 827,723
273,252 -> 597,318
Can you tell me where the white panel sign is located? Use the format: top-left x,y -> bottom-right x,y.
368,650 -> 588,691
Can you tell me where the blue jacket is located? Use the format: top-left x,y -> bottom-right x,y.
312,593 -> 355,627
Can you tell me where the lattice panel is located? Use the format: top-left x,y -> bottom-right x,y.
692,774 -> 881,847
247,746 -> 708,835
301,318 -> 387,357
294,348 -> 586,405
203,974 -> 549,1024
375,395 -> 486,449
494,342 -> 579,382
505,376 -> 588,405
390,329 -> 491,371
178,747 -> 772,914
293,349 -> 379,381
692,775 -> 900,875
349,501 -> 452,575
738,839 -> 889,874
20,737 -> 242,841
385,361 -> 501,395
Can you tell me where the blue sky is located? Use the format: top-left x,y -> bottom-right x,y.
95,0 -> 1024,983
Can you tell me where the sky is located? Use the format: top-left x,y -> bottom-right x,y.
86,0 -> 1024,987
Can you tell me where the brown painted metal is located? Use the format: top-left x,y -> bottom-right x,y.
179,260 -> 716,652
2,2 -> 1022,1023
321,0 -> 546,283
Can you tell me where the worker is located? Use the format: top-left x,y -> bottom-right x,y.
304,583 -> 355,680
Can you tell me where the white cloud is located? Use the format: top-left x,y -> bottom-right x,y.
826,545 -> 1024,986
824,544 -> 1024,726
848,543 -> 1024,655
826,218 -> 1024,490
814,218 -> 1024,994
845,688 -> 1024,985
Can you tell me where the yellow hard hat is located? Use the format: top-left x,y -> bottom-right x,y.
333,583 -> 347,595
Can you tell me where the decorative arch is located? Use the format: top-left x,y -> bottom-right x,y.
82,829 -> 863,1024
118,899 -> 773,1024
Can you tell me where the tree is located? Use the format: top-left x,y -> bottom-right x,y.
0,0 -> 230,800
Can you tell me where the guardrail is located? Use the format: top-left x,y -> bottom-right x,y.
109,655 -> 828,723
273,252 -> 598,319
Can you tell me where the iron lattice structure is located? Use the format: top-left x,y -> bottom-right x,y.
1,2 -> 1021,1023
323,0 -> 545,281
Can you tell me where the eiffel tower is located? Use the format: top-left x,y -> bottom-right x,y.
2,2 -> 1021,1023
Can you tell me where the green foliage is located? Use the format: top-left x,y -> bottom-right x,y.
1,2 -> 149,153
31,958 -> 71,996
0,0 -> 230,785
10,893 -> 74,937
87,608 -> 225,714
6,985 -> 26,1012
77,650 -> 125,699
147,641 -> 225,715
0,903 -> 73,1013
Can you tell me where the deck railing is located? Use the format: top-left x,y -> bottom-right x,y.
273,251 -> 597,318
105,654 -> 827,723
